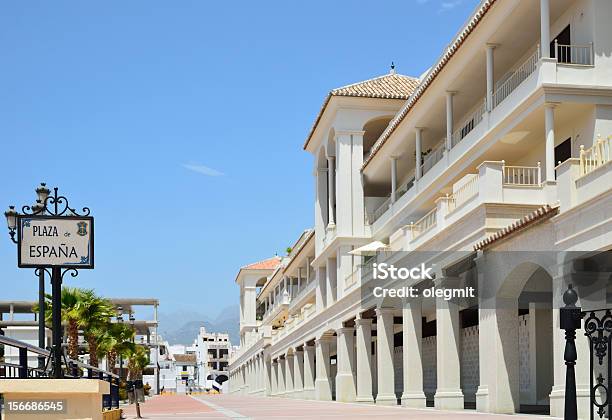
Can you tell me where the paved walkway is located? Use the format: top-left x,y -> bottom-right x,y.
122,394 -> 558,419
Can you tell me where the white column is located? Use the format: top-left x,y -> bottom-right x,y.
401,297 -> 426,407
327,156 -> 336,227
265,356 -> 272,395
303,343 -> 316,399
376,308 -> 396,405
278,357 -> 286,395
486,44 -> 496,111
434,280 -> 464,409
271,359 -> 278,395
294,348 -> 304,398
446,91 -> 455,150
415,128 -> 423,180
390,157 -> 398,203
540,0 -> 550,58
544,104 -> 556,182
314,337 -> 333,400
286,353 -> 295,396
355,317 -> 374,403
326,258 -> 336,307
336,327 -> 356,402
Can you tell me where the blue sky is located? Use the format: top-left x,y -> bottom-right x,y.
0,0 -> 480,317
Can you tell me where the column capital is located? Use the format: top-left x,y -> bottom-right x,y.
286,353 -> 295,360
375,307 -> 396,317
336,326 -> 355,336
544,102 -> 559,109
415,126 -> 425,132
315,335 -> 334,345
485,42 -> 500,49
445,90 -> 457,96
354,316 -> 373,327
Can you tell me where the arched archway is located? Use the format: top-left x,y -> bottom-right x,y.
494,262 -> 554,415
363,116 -> 393,156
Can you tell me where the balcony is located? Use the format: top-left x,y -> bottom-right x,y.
288,277 -> 316,313
401,160 -> 547,248
262,291 -> 290,325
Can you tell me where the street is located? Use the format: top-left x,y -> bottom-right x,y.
122,394 -> 558,419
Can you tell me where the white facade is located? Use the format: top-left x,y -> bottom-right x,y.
190,327 -> 231,390
229,1 -> 612,419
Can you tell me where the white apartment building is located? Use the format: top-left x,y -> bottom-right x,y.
229,0 -> 612,418
190,327 -> 231,390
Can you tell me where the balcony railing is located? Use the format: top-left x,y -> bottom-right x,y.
447,175 -> 479,213
409,207 -> 437,239
555,42 -> 594,66
451,99 -> 486,149
421,140 -> 446,176
580,135 -> 612,177
502,162 -> 542,186
492,47 -> 540,108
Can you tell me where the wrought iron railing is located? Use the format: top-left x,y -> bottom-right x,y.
0,335 -> 119,410
580,135 -> 611,177
492,47 -> 540,108
502,162 -> 542,186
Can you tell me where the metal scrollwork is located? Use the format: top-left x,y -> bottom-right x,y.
61,268 -> 79,281
21,187 -> 91,217
34,267 -> 52,279
583,309 -> 612,419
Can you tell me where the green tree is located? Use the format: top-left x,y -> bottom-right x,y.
96,322 -> 135,374
34,287 -> 88,360
76,291 -> 116,367
125,344 -> 150,380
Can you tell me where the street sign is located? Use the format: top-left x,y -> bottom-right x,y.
17,215 -> 94,269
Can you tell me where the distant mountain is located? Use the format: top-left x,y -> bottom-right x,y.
158,304 -> 239,345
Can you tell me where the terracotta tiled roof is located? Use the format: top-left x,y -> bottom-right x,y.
303,72 -> 419,150
474,204 -> 560,251
362,0 -> 498,169
241,256 -> 282,270
174,354 -> 196,364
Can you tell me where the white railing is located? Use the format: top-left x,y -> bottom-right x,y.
410,206 -> 437,239
450,99 -> 486,149
421,141 -> 446,175
580,135 -> 612,177
447,175 -> 479,213
370,195 -> 392,224
502,162 -> 542,186
492,47 -> 540,108
555,42 -> 594,66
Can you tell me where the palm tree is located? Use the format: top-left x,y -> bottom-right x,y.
96,322 -> 135,373
76,291 -> 116,367
126,344 -> 150,380
34,287 -> 87,360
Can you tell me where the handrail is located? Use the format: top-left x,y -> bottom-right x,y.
555,41 -> 594,66
502,161 -> 542,186
0,335 -> 50,357
492,47 -> 540,108
410,206 -> 437,238
448,175 -> 479,213
580,135 -> 612,177
451,99 -> 486,149
421,141 -> 446,176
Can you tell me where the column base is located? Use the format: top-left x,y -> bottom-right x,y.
302,387 -> 315,400
293,388 -> 304,399
375,393 -> 397,406
335,373 -> 356,402
475,385 -> 489,412
401,392 -> 427,408
314,379 -> 332,401
356,395 -> 375,404
434,389 -> 464,410
549,385 -> 590,419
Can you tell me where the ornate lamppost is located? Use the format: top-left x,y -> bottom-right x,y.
4,184 -> 94,379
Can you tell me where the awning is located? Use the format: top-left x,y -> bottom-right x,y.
348,241 -> 389,256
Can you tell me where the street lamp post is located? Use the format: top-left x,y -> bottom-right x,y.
5,185 -> 94,379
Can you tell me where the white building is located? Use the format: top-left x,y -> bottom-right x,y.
229,0 -> 612,418
190,327 -> 231,391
